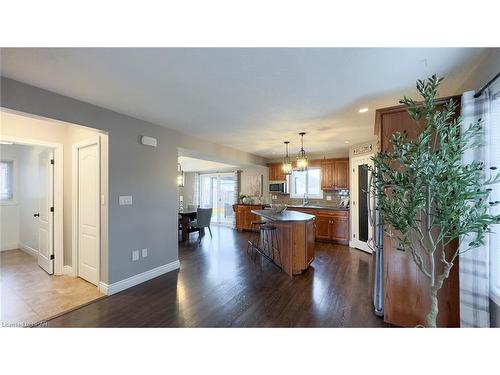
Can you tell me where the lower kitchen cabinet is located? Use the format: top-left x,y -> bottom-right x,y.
233,204 -> 264,231
330,215 -> 349,244
314,215 -> 332,241
288,208 -> 349,245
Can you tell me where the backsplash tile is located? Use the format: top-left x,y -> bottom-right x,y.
270,190 -> 349,208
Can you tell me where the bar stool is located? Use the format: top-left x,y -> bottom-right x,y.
247,220 -> 266,255
259,224 -> 281,268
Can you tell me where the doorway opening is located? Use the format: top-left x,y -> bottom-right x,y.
199,173 -> 236,226
1,110 -> 108,326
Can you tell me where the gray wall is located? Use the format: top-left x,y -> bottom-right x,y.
1,77 -> 266,284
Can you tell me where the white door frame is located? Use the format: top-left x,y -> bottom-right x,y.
0,135 -> 64,274
72,138 -> 101,284
198,172 -> 235,226
350,153 -> 375,253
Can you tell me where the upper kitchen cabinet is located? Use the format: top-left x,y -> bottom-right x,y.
321,158 -> 349,190
268,163 -> 286,181
320,159 -> 334,190
333,159 -> 349,189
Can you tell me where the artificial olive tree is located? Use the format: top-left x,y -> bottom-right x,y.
371,75 -> 500,327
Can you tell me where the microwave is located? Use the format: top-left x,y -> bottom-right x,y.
269,179 -> 289,194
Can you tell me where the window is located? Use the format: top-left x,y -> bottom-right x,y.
290,167 -> 323,199
0,160 -> 14,201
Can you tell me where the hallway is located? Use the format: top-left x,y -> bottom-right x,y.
1,249 -> 104,326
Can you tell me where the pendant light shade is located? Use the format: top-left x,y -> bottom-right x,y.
296,132 -> 308,170
177,163 -> 185,187
282,141 -> 293,175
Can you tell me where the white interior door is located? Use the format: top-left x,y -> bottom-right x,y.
38,150 -> 54,274
351,154 -> 374,253
77,139 -> 100,285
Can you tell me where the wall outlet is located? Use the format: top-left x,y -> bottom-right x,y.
132,250 -> 140,261
141,248 -> 148,258
119,195 -> 133,206
326,195 -> 332,201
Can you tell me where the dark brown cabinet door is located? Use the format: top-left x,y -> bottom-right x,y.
321,160 -> 334,190
315,216 -> 331,240
330,217 -> 349,241
333,160 -> 349,189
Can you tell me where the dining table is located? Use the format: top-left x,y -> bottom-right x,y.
178,210 -> 198,242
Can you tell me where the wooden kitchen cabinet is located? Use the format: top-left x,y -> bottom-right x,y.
233,204 -> 264,231
288,207 -> 349,245
375,96 -> 461,328
333,159 -> 349,189
321,158 -> 349,190
268,163 -> 286,181
330,215 -> 349,243
314,215 -> 332,240
320,160 -> 334,190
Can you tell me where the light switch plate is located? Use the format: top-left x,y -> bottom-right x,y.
132,250 -> 139,261
141,248 -> 148,258
119,195 -> 133,205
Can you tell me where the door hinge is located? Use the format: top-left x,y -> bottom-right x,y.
50,207 -> 54,212
50,159 -> 54,165
50,254 -> 54,260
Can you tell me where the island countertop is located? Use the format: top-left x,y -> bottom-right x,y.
251,209 -> 315,222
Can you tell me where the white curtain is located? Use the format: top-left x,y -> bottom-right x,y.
459,82 -> 500,327
234,170 -> 241,204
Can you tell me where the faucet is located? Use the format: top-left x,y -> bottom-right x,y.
303,193 -> 309,206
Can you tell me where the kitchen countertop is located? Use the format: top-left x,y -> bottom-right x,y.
252,209 -> 315,222
286,204 -> 349,211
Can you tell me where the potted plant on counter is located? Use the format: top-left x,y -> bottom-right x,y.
371,75 -> 500,327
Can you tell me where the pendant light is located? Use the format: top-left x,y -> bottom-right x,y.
177,163 -> 185,187
296,132 -> 308,170
282,141 -> 293,175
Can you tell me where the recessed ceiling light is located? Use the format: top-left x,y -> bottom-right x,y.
0,141 -> 14,145
344,140 -> 350,144
359,108 -> 369,113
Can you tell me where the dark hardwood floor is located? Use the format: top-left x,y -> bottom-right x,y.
46,225 -> 388,327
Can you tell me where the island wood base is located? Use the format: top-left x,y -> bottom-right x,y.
272,220 -> 315,276
251,210 -> 316,277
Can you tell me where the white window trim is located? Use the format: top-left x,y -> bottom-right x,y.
289,167 -> 323,199
0,158 -> 18,206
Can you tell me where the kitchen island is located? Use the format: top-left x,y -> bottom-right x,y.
251,209 -> 316,276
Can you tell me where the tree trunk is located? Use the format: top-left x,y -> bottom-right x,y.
426,288 -> 439,328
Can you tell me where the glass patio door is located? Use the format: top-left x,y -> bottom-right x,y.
199,173 -> 235,225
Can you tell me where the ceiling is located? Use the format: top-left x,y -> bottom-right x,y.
178,156 -> 237,172
0,48 -> 487,158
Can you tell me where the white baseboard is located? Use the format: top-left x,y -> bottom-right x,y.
19,243 -> 38,257
1,243 -> 19,252
98,260 -> 180,296
63,265 -> 74,276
